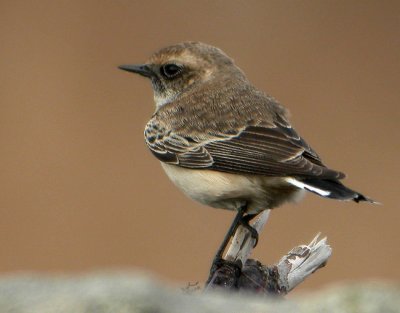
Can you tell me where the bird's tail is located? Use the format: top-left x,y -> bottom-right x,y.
286,177 -> 377,203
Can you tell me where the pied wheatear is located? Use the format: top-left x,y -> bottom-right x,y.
119,42 -> 374,278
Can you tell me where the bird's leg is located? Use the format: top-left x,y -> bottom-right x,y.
239,213 -> 259,247
215,206 -> 247,261
206,205 -> 248,285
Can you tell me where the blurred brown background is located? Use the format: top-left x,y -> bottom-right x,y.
1,0 -> 399,290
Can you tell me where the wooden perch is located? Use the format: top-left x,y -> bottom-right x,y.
225,210 -> 271,265
206,211 -> 332,294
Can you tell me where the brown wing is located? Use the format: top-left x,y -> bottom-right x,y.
205,125 -> 344,179
145,117 -> 345,180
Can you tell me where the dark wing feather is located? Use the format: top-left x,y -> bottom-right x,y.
205,125 -> 344,179
145,126 -> 214,168
145,117 -> 344,179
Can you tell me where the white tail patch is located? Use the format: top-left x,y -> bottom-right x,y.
285,177 -> 331,197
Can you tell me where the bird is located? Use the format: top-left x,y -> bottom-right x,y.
119,42 -> 374,280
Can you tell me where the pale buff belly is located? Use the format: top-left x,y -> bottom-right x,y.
160,163 -> 304,214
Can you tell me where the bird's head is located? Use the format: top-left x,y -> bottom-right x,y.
119,42 -> 246,108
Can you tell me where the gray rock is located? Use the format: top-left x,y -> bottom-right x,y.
0,272 -> 398,313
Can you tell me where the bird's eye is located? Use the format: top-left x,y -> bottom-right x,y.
160,64 -> 183,78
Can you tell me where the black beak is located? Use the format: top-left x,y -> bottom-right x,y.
118,64 -> 153,78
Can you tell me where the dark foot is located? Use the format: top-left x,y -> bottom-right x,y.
205,258 -> 242,289
206,257 -> 225,285
240,214 -> 259,247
